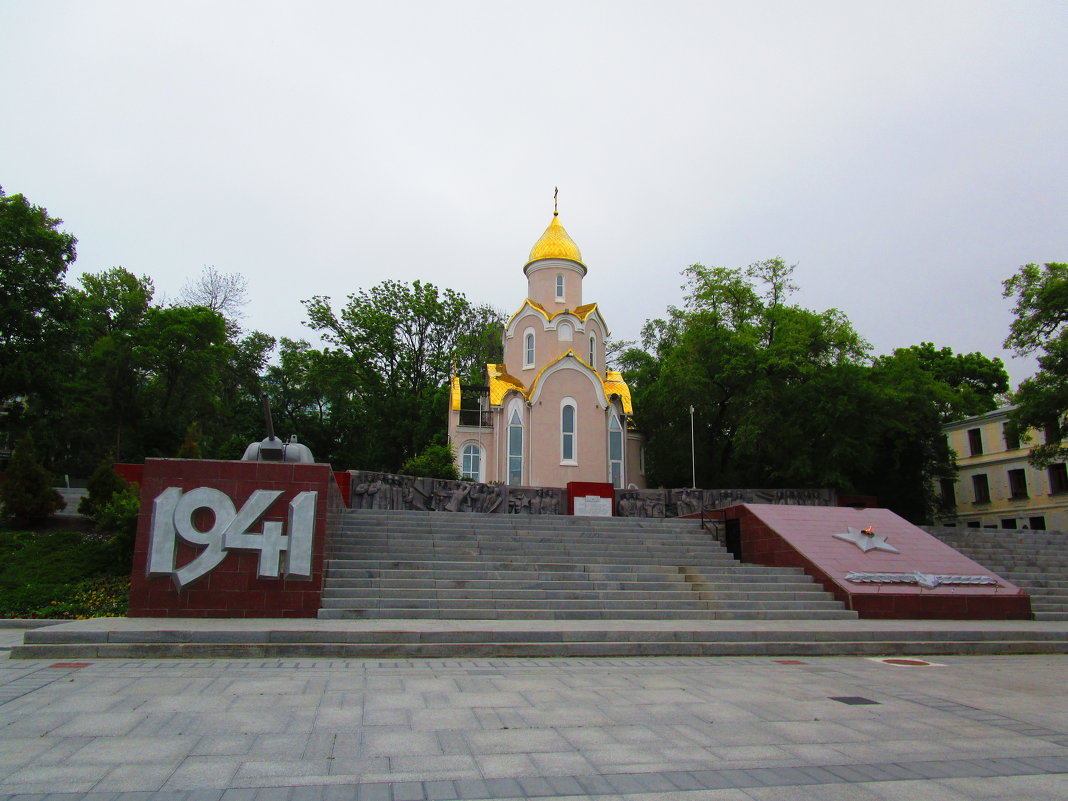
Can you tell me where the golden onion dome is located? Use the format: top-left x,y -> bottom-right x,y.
527,213 -> 584,266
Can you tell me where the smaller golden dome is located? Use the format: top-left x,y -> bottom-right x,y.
527,213 -> 584,266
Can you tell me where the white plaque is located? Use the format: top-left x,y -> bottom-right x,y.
574,494 -> 613,517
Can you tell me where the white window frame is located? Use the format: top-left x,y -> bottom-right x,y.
460,442 -> 483,482
555,273 -> 565,301
588,333 -> 596,370
523,328 -> 536,369
558,320 -> 573,342
560,397 -> 577,465
608,411 -> 624,488
507,402 -> 524,486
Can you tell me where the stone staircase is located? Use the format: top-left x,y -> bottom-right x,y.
318,509 -> 858,621
927,528 -> 1068,620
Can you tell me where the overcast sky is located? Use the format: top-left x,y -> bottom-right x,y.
2,1 -> 1065,388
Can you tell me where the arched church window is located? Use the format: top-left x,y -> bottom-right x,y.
461,442 -> 482,481
558,321 -> 573,342
561,399 -> 577,464
588,333 -> 596,370
608,412 -> 623,488
555,273 -> 565,301
508,407 -> 524,486
524,329 -> 535,368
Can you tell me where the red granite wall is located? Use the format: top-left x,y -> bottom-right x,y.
128,459 -> 342,618
723,503 -> 1031,620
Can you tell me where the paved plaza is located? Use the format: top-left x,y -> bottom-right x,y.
1,626 -> 1067,799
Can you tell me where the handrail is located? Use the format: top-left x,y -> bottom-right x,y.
698,505 -> 728,532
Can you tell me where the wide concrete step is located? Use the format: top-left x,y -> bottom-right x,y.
320,576 -> 820,598
322,509 -> 851,622
320,594 -> 846,610
323,582 -> 830,598
325,558 -> 805,575
21,619 -> 1068,659
316,608 -> 860,620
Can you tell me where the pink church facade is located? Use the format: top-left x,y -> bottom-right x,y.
448,210 -> 646,489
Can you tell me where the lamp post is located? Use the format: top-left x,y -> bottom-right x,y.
689,405 -> 696,489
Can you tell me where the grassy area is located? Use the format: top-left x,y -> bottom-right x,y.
0,528 -> 130,619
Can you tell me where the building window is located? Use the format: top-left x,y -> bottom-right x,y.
588,334 -> 596,370
1003,422 -> 1021,451
972,474 -> 990,504
1049,464 -> 1068,494
966,521 -> 981,528
1008,468 -> 1029,499
557,321 -> 573,342
555,273 -> 565,301
507,407 -> 523,485
608,412 -> 623,488
939,478 -> 956,507
1001,518 -> 1017,530
460,443 -> 482,481
967,428 -> 983,456
523,329 -> 535,368
1029,516 -> 1047,530
561,400 -> 576,464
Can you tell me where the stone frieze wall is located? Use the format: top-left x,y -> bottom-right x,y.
348,471 -> 834,517
348,472 -> 565,515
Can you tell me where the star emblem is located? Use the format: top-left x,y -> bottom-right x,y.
832,526 -> 900,554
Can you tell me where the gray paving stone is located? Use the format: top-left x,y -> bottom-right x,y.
479,778 -> 522,798
449,779 -> 493,799
515,776 -> 554,796
390,782 -> 426,801
352,786 -> 388,801
423,782 -> 459,801
253,789 -> 293,801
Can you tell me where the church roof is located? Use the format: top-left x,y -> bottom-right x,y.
506,299 -> 604,330
603,370 -> 634,414
481,358 -> 634,414
486,363 -> 526,406
526,213 -> 584,267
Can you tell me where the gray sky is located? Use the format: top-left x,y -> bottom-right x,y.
2,0 -> 1065,387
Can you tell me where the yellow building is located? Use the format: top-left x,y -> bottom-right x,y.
940,406 -> 1068,530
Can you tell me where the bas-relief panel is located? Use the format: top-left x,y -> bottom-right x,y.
615,487 -> 837,518
349,471 -> 564,515
348,471 -> 835,518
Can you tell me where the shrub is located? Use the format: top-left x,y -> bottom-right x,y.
0,529 -> 121,617
78,458 -> 126,520
42,575 -> 130,619
97,484 -> 140,573
0,435 -> 64,525
399,443 -> 460,480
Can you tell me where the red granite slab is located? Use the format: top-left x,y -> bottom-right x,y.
722,504 -> 1030,619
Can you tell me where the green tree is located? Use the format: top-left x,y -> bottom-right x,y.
1003,262 -> 1068,466
624,259 -> 869,490
624,260 -> 1007,521
0,188 -> 77,437
302,280 -> 503,470
0,435 -> 64,524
